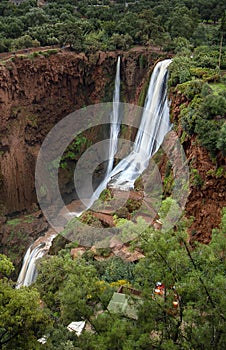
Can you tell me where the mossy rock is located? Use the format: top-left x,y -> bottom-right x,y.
49,234 -> 70,255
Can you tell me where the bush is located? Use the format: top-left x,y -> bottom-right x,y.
200,94 -> 226,119
176,79 -> 203,99
181,106 -> 199,135
195,117 -> 220,155
217,122 -> 226,155
193,45 -> 219,68
168,56 -> 192,87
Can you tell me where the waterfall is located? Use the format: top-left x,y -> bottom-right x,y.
106,56 -> 121,176
108,59 -> 172,189
74,59 -> 172,209
16,244 -> 44,288
16,230 -> 57,288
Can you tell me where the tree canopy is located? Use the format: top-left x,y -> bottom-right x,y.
29,209 -> 226,349
0,255 -> 50,350
0,0 -> 225,52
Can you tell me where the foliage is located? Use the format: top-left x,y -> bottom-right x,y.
60,135 -> 91,169
0,255 -> 50,350
168,56 -> 192,86
176,79 -> 203,100
190,168 -> 204,187
133,218 -> 226,349
0,0 -> 225,53
93,256 -> 135,284
169,51 -> 226,156
35,253 -> 112,323
217,122 -> 226,155
35,210 -> 226,349
0,254 -> 14,276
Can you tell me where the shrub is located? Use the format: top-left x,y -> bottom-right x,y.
200,94 -> 226,119
176,79 -> 203,99
195,117 -> 220,155
217,122 -> 226,155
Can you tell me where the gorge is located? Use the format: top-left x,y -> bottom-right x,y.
0,47 -> 165,272
17,57 -> 173,287
0,47 -> 226,280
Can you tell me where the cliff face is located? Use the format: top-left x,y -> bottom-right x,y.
170,92 -> 226,243
0,48 -> 162,215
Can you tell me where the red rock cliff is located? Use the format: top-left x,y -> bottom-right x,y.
170,91 -> 226,243
0,48 -> 164,215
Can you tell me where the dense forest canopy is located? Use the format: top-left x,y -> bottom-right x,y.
0,0 -> 225,52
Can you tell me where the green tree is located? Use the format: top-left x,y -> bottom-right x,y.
11,34 -> 40,50
35,253 -> 112,325
200,94 -> 226,118
57,21 -> 83,50
132,217 -> 226,349
168,56 -> 192,86
168,5 -> 198,40
0,254 -> 14,277
0,255 -> 50,350
24,8 -> 49,28
217,122 -> 226,155
31,208 -> 226,349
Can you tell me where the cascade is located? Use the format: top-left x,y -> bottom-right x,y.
16,229 -> 57,288
106,56 -> 121,176
16,244 -> 43,288
77,58 -> 172,209
108,59 -> 172,189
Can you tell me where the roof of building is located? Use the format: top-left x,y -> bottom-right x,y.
107,290 -> 143,320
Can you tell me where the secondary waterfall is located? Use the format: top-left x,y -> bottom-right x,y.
16,244 -> 43,288
106,56 -> 121,176
16,230 -> 57,288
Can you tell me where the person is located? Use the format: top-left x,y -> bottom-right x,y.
154,282 -> 165,296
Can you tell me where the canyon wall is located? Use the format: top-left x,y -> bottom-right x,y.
0,48 -> 163,216
170,92 -> 226,244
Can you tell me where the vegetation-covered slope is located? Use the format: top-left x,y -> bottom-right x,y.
1,210 -> 226,349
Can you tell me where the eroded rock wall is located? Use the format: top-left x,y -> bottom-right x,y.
170,91 -> 226,243
0,48 -> 162,215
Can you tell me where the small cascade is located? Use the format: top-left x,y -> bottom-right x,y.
16,229 -> 57,288
16,244 -> 44,288
106,56 -> 121,176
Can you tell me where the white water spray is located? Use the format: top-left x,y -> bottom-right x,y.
16,230 -> 57,288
